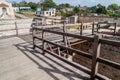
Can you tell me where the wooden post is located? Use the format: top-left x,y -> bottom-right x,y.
15,22 -> 18,36
52,19 -> 54,25
97,24 -> 99,33
63,21 -> 67,46
55,19 -> 56,25
44,18 -> 46,26
57,47 -> 61,56
80,22 -> 83,35
48,43 -> 54,52
33,28 -> 36,49
114,23 -> 117,35
42,27 -> 46,55
91,35 -> 101,80
92,22 -> 95,35
36,20 -> 39,26
63,21 -> 69,58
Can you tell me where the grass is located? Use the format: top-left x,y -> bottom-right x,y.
15,15 -> 21,19
16,11 -> 36,18
70,25 -> 79,30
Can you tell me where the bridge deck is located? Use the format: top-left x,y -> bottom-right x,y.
0,36 -> 89,80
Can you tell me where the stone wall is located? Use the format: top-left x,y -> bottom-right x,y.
78,16 -> 120,26
100,36 -> 120,80
72,41 -> 93,69
72,36 -> 120,79
0,19 -> 32,37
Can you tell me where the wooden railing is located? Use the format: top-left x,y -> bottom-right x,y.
33,17 -> 120,36
32,23 -> 120,80
92,21 -> 120,36
0,21 -> 32,37
33,17 -> 68,26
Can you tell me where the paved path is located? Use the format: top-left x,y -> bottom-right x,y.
0,37 -> 89,80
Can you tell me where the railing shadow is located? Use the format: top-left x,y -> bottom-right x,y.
15,42 -> 89,80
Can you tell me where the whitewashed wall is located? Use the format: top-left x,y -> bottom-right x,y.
0,19 -> 33,37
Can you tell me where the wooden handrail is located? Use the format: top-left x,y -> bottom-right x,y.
33,27 -> 94,41
32,24 -> 120,80
98,57 -> 120,70
100,38 -> 120,47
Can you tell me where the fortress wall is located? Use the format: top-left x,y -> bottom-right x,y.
72,36 -> 120,79
78,16 -> 120,26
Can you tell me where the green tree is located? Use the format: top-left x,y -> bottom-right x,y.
73,7 -> 81,14
61,11 -> 74,17
96,4 -> 107,14
89,6 -> 97,13
57,3 -> 73,10
19,0 -> 29,7
89,4 -> 107,14
107,10 -> 120,17
108,3 -> 119,11
42,0 -> 57,9
28,2 -> 38,10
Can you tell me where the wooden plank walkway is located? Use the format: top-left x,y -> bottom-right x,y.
0,37 -> 89,80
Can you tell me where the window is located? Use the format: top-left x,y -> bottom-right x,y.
46,12 -> 48,14
52,12 -> 54,14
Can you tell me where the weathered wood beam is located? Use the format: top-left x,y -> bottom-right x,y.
91,35 -> 101,80
98,57 -> 120,70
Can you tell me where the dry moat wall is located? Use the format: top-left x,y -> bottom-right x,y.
78,16 -> 120,26
72,36 -> 120,80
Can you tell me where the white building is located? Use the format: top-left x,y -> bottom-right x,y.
61,8 -> 73,12
13,7 -> 31,12
13,7 -> 19,12
0,0 -> 15,19
36,8 -> 56,17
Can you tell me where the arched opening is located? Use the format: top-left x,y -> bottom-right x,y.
2,7 -> 7,15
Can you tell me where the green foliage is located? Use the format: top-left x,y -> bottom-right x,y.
73,7 -> 80,14
12,0 -> 120,17
16,11 -> 23,14
96,4 -> 107,14
19,0 -> 29,7
70,25 -> 79,30
12,1 -> 38,10
42,0 -> 57,8
89,3 -> 120,17
89,4 -> 107,14
61,11 -> 73,17
107,11 -> 120,17
56,11 -> 61,16
89,6 -> 97,13
108,3 -> 119,11
28,2 -> 38,10
57,3 -> 73,10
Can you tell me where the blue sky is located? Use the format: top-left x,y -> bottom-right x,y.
9,0 -> 120,7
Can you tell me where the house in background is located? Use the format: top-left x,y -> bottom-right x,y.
19,7 -> 31,11
13,7 -> 31,12
36,8 -> 56,17
61,8 -> 73,12
0,0 -> 15,19
13,7 -> 19,12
